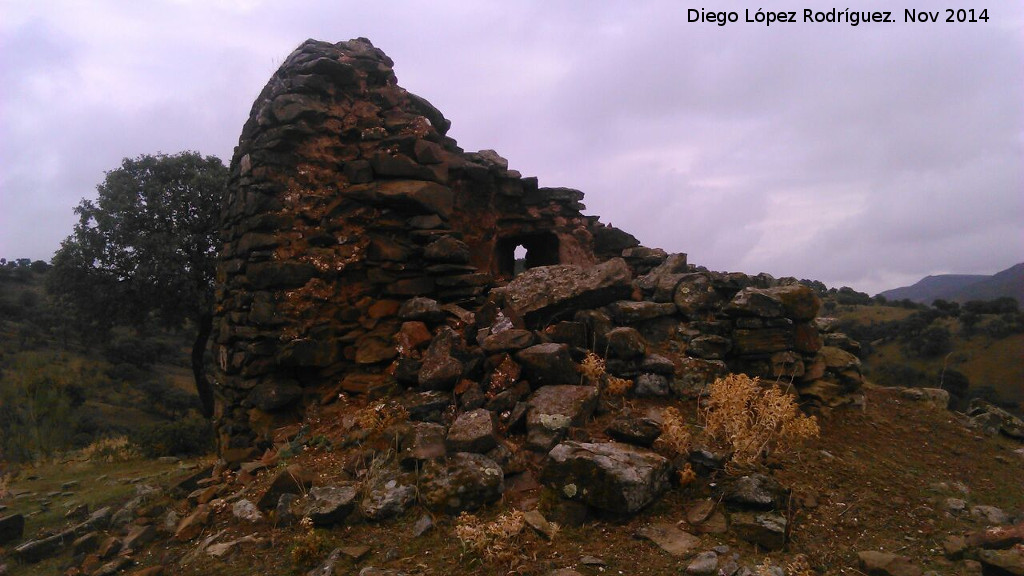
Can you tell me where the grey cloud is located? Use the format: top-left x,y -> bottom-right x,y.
0,0 -> 1020,297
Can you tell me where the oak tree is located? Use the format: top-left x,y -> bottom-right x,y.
49,152 -> 227,417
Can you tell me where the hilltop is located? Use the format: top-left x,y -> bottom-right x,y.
878,262 -> 1024,305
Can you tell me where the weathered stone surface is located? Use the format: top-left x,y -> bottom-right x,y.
419,453 -> 504,514
481,329 -> 535,353
968,399 -> 1024,440
686,551 -> 719,575
732,328 -> 795,356
361,479 -> 416,520
724,474 -> 789,510
248,380 -> 302,411
978,545 -> 1024,576
523,509 -> 559,540
305,485 -> 359,526
542,441 -> 671,514
418,327 -> 465,390
608,301 -> 677,324
731,512 -> 787,551
526,385 -> 598,451
0,514 -> 24,546
673,274 -> 721,317
768,284 -> 822,321
686,335 -> 732,360
633,373 -> 670,397
606,416 -> 662,447
399,391 -> 451,423
375,180 -> 454,219
446,408 -> 497,453
13,531 -> 74,563
605,327 -> 647,360
967,522 -> 1024,550
232,499 -> 264,523
641,353 -> 676,375
516,343 -> 578,387
257,464 -> 314,510
634,522 -> 701,557
672,357 -> 729,396
398,297 -> 445,323
971,506 -> 1012,526
856,551 -> 923,576
503,259 -> 633,326
898,387 -> 951,410
424,236 -> 470,263
174,504 -> 212,541
122,524 -> 157,551
399,421 -> 447,464
724,288 -> 785,318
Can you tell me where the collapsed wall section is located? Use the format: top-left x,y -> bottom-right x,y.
213,38 -> 635,448
212,38 -> 862,454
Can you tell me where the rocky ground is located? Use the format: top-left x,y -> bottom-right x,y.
1,384 -> 1021,576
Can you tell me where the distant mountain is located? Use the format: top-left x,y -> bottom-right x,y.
878,262 -> 1024,304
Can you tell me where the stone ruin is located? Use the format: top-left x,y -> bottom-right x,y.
212,38 -> 863,512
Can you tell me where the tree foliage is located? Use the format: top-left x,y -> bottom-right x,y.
48,152 -> 227,417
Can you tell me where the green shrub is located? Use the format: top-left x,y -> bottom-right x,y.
130,414 -> 214,458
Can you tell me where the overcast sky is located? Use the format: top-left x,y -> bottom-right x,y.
1,1 -> 1021,295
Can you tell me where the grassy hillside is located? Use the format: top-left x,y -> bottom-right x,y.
836,303 -> 1024,411
1,385 -> 1020,576
0,261 -> 209,462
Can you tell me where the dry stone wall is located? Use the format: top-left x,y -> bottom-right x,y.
212,38 -> 861,451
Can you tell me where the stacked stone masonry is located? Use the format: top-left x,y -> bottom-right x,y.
212,38 -> 861,452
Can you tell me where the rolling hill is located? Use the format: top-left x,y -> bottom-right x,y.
878,262 -> 1024,304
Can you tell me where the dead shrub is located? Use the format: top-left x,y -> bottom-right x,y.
580,351 -> 606,385
356,401 -> 409,431
454,510 -> 526,563
654,406 -> 692,457
581,351 -> 633,395
702,374 -> 819,466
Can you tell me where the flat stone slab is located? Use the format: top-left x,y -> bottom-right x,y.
634,522 -> 701,557
542,441 -> 671,515
526,385 -> 598,451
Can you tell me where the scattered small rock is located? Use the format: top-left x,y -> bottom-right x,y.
731,512 -> 787,551
856,550 -> 923,576
232,499 -> 264,523
686,551 -> 719,575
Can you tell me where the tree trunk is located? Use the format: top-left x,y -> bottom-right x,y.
192,312 -> 215,418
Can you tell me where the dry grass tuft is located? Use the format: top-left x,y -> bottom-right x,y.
289,516 -> 329,568
605,375 -> 634,396
454,510 -> 527,563
677,462 -> 697,487
77,436 -> 139,463
580,351 -> 606,385
581,351 -> 633,395
356,401 -> 409,431
654,406 -> 692,457
785,554 -> 815,576
703,374 -> 819,466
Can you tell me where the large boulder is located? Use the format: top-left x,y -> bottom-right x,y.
304,485 -> 359,526
0,513 -> 24,546
515,343 -> 578,387
503,259 -> 633,327
446,408 -> 498,453
541,441 -> 671,515
673,273 -> 722,318
525,385 -> 598,451
419,453 -> 504,514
